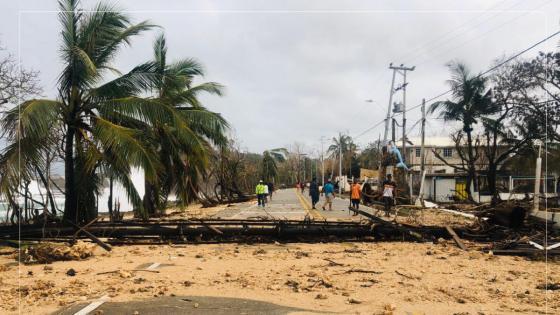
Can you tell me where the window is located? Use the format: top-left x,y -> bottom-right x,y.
415,148 -> 421,157
443,148 -> 453,158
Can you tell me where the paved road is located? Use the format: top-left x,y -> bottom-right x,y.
57,296 -> 313,315
214,188 -> 375,221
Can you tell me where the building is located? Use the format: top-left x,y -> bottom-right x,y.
404,137 -> 559,203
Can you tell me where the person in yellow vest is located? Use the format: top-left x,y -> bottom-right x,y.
350,178 -> 362,215
255,180 -> 267,207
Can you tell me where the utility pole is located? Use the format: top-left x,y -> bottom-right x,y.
420,98 -> 426,173
320,136 -> 325,186
339,140 -> 342,194
533,141 -> 543,214
401,70 -> 408,162
383,64 -> 415,145
416,99 -> 427,207
391,118 -> 396,143
383,67 -> 397,145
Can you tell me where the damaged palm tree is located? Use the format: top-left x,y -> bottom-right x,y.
141,33 -> 228,216
0,0 -> 173,223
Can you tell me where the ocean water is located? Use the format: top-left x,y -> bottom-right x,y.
0,168 -> 145,222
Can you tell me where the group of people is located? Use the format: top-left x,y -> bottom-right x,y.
307,174 -> 398,216
255,174 -> 398,216
255,180 -> 274,207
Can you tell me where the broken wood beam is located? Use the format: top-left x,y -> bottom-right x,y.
195,220 -> 224,235
64,218 -> 112,252
445,225 -> 468,251
72,217 -> 99,240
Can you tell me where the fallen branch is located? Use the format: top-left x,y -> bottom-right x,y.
97,269 -> 160,275
323,258 -> 344,266
395,270 -> 420,280
344,268 -> 382,274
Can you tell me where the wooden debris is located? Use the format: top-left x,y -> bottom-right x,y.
323,258 -> 344,266
445,225 -> 468,251
64,218 -> 112,252
344,268 -> 382,274
96,269 -> 160,275
395,270 -> 420,280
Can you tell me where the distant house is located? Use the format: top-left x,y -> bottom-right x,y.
404,137 -> 559,203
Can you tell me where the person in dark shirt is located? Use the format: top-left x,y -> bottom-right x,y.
267,182 -> 274,200
382,174 -> 397,217
309,177 -> 320,209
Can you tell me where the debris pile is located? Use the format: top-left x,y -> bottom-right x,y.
19,241 -> 96,264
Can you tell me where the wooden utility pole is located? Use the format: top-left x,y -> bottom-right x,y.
417,99 -> 427,207
420,98 -> 426,173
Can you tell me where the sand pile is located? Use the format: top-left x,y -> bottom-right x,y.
20,241 -> 96,264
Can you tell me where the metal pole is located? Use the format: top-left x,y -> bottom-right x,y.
420,98 -> 426,173
339,139 -> 342,194
533,143 -> 542,214
320,136 -> 326,186
392,118 -> 396,143
402,71 -> 407,162
383,68 -> 397,145
416,98 -> 427,207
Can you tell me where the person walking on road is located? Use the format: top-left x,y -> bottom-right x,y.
267,182 -> 274,200
263,182 -> 269,202
350,178 -> 362,214
256,180 -> 267,207
382,174 -> 397,217
322,179 -> 335,211
309,177 -> 320,209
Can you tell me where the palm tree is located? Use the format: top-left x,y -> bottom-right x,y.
142,33 -> 228,215
428,62 -> 499,202
0,0 -> 177,223
261,148 -> 287,182
327,133 -> 357,176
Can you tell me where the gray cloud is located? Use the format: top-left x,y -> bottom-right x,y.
1,0 -> 559,154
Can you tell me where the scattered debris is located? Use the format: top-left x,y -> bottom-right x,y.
343,268 -> 382,274
315,293 -> 328,299
285,279 -> 300,292
20,241 -> 95,264
536,282 -> 560,291
323,258 -> 344,266
395,270 -> 420,280
445,225 -> 468,251
253,249 -> 267,255
294,251 -> 310,259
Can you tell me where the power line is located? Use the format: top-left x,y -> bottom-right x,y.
404,28 -> 560,113
362,1 -> 529,104
402,0 -> 527,65
354,28 -> 560,139
411,0 -> 555,69
353,119 -> 385,139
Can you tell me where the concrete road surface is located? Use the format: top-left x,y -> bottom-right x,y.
56,296 -> 314,315
214,188 -> 376,221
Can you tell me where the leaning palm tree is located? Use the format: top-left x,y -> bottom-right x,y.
0,0 -> 179,223
261,148 -> 287,182
141,34 -> 228,215
428,61 -> 499,201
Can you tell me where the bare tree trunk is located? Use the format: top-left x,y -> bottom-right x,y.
63,127 -> 78,223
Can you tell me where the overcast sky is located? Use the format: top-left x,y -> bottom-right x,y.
1,0 -> 559,156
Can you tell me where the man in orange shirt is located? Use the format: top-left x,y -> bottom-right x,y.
350,178 -> 362,213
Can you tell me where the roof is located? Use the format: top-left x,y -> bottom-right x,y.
407,137 -> 455,147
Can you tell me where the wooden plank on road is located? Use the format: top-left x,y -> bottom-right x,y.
445,225 -> 468,251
